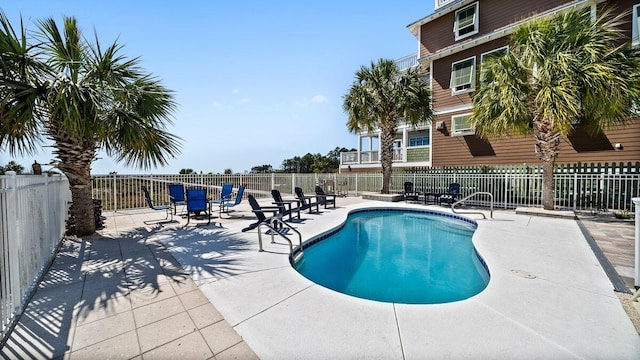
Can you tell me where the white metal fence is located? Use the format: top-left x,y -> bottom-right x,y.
0,172 -> 71,339
92,171 -> 639,212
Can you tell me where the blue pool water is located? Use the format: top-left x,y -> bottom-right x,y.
294,209 -> 490,304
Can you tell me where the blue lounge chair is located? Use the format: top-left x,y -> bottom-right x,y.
141,186 -> 173,224
211,183 -> 233,205
220,186 -> 245,216
168,183 -> 186,215
186,188 -> 210,225
438,183 -> 461,206
404,181 -> 420,203
314,186 -> 336,209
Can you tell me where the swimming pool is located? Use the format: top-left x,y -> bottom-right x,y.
294,208 -> 490,304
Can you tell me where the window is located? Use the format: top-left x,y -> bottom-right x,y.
633,4 -> 640,46
454,2 -> 479,40
409,130 -> 430,147
480,46 -> 508,64
480,46 -> 508,85
451,114 -> 474,136
450,57 -> 476,94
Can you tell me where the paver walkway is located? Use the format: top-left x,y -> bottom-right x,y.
1,208 -> 260,359
578,213 -> 637,291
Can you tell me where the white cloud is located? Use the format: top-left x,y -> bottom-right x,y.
296,95 -> 327,107
311,95 -> 327,103
239,98 -> 251,104
232,88 -> 240,94
212,101 -> 223,107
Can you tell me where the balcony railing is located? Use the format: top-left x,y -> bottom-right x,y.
340,150 -> 403,165
395,54 -> 418,71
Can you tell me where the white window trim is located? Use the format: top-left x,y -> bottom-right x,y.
633,4 -> 640,47
451,113 -> 475,136
450,56 -> 476,95
480,46 -> 509,85
454,2 -> 479,41
480,46 -> 509,63
436,0 -> 454,9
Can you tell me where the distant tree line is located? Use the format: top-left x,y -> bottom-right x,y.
177,147 -> 355,174
0,161 -> 25,174
250,146 -> 355,174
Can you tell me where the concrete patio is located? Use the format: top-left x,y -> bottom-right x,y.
1,196 -> 639,359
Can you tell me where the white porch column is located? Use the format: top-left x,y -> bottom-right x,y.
357,134 -> 362,164
402,128 -> 408,162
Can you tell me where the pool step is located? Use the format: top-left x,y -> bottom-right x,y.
291,248 -> 304,264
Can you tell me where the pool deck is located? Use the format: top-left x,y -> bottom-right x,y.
2,196 -> 639,359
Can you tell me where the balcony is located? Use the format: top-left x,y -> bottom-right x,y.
340,150 -> 404,165
395,54 -> 418,71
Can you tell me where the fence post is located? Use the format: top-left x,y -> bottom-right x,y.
355,174 -> 359,196
112,172 -> 117,212
504,173 -> 509,209
5,171 -> 21,319
43,175 -> 50,237
633,197 -> 639,288
573,173 -> 578,211
292,173 -> 296,194
271,173 -> 275,191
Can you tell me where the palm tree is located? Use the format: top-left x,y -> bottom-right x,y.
471,8 -> 640,210
0,14 -> 181,236
343,58 -> 432,193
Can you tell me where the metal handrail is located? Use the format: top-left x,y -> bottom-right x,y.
451,192 -> 494,219
257,217 -> 304,263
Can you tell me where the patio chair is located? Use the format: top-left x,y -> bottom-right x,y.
186,187 -> 211,225
168,183 -> 186,215
141,186 -> 173,224
294,187 -> 320,213
242,194 -> 283,232
211,183 -> 233,205
438,183 -> 461,206
314,186 -> 336,209
271,189 -> 301,221
403,182 -> 420,203
220,186 -> 245,216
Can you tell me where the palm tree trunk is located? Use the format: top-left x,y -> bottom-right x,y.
52,135 -> 97,236
541,159 -> 555,210
379,119 -> 396,194
534,118 -> 560,210
70,182 -> 95,236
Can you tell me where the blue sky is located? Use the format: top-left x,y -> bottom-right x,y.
1,1 -> 433,174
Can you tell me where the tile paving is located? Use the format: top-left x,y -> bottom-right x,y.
578,213 -> 637,291
0,196 -> 637,359
1,207 -> 260,360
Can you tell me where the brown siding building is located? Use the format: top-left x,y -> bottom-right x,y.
340,0 -> 640,172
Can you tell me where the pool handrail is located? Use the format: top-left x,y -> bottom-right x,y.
257,217 -> 304,263
451,192 -> 494,219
